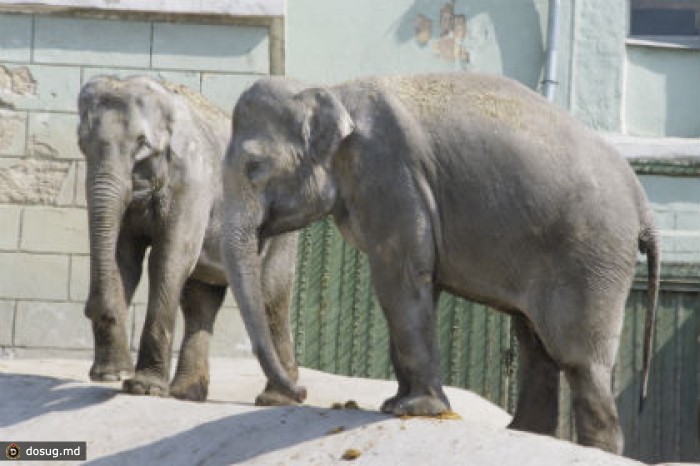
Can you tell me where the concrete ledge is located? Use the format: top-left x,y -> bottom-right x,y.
605,134 -> 700,176
0,0 -> 285,17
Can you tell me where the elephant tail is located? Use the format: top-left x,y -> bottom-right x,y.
638,217 -> 660,412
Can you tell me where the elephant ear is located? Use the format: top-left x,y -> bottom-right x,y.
163,91 -> 197,160
296,88 -> 354,166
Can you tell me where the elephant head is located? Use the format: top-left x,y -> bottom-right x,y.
77,75 -> 195,321
221,79 -> 354,401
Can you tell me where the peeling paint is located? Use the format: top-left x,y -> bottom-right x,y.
414,2 -> 469,63
0,158 -> 71,204
0,66 -> 37,96
415,14 -> 432,46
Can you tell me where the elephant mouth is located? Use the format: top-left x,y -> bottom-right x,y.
132,177 -> 164,201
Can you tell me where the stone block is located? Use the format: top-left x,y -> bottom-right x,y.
27,112 -> 82,160
0,14 -> 32,63
0,252 -> 69,300
0,158 -> 72,204
69,254 -> 89,302
34,16 -> 151,68
15,301 -> 92,349
55,162 -> 77,206
0,300 -> 15,345
650,207 -> 676,231
0,64 -> 81,112
672,232 -> 700,253
152,23 -> 269,74
0,110 -> 27,156
82,68 -> 201,92
0,205 -> 21,250
675,208 -> 700,231
21,206 -> 89,254
75,161 -> 87,207
201,73 -> 260,114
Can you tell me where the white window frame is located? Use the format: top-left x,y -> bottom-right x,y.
627,0 -> 700,49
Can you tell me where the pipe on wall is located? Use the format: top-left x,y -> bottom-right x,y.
542,0 -> 561,101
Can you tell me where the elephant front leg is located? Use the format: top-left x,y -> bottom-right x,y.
255,233 -> 301,406
170,279 -> 225,401
123,242 -> 196,397
88,236 -> 146,381
371,259 -> 449,417
379,337 -> 411,413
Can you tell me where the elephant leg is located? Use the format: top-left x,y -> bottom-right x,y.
170,279 -> 225,401
123,232 -> 204,397
508,313 -> 560,436
89,234 -> 146,382
564,362 -> 622,453
255,233 -> 301,406
379,336 -> 411,413
537,284 -> 626,454
371,259 -> 448,416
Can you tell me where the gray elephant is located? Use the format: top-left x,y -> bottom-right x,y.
220,72 -> 660,453
77,75 -> 298,403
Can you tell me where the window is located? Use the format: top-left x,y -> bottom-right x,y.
630,0 -> 700,36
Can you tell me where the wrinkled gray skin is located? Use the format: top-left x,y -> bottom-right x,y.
78,75 -> 298,404
222,72 -> 661,453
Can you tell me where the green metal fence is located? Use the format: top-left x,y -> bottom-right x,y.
290,217 -> 700,463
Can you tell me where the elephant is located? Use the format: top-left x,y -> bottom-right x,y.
220,72 -> 660,454
77,75 -> 298,403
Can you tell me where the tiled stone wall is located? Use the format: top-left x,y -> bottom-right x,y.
0,10 -> 273,357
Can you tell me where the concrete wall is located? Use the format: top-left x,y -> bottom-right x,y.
0,9 -> 277,356
287,0 -> 567,104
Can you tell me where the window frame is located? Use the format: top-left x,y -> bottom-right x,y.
628,0 -> 700,49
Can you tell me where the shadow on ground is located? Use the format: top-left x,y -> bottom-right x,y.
86,405 -> 387,465
0,373 -> 118,428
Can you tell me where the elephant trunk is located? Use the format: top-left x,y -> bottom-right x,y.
84,169 -> 130,322
222,199 -> 306,403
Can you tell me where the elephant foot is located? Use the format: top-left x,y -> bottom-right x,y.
508,415 -> 558,436
255,387 -> 301,407
89,362 -> 133,382
89,319 -> 133,382
170,376 -> 209,402
122,373 -> 169,397
380,394 -> 404,414
384,395 -> 450,417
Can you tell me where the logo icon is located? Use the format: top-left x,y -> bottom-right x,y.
5,443 -> 20,460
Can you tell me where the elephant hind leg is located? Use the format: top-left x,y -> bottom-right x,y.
564,362 -> 623,454
508,313 -> 560,436
535,284 -> 626,454
170,279 -> 225,402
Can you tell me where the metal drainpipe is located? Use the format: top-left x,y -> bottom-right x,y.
542,0 -> 561,101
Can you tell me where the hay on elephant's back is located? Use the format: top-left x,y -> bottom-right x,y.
161,81 -> 230,127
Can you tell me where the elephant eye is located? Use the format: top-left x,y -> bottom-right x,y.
136,135 -> 148,147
